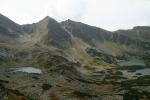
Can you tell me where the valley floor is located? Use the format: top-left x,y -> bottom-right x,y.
1,65 -> 150,100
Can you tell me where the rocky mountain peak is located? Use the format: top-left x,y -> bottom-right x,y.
0,13 -> 22,34
39,16 -> 57,24
0,13 -> 20,26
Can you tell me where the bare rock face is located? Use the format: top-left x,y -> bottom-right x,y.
61,19 -> 150,48
61,19 -> 113,46
22,16 -> 72,49
0,14 -> 23,34
0,14 -> 22,43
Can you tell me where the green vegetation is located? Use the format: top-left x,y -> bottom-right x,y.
121,75 -> 150,87
0,79 -> 9,83
73,91 -> 97,98
120,75 -> 150,100
142,51 -> 150,67
76,78 -> 101,85
117,65 -> 145,70
0,14 -> 150,100
114,71 -> 123,75
42,83 -> 52,90
116,55 -> 127,60
32,51 -> 68,68
138,75 -> 150,80
86,48 -> 117,64
123,88 -> 150,100
104,75 -> 127,80
0,84 -> 35,100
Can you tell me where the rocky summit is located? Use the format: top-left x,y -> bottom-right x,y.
0,14 -> 150,100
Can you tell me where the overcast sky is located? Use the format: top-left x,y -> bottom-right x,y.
0,0 -> 150,31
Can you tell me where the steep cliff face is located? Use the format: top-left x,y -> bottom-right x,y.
115,26 -> 150,50
61,20 -> 150,48
21,16 -> 72,49
61,20 -> 148,58
61,19 -> 113,46
116,26 -> 150,42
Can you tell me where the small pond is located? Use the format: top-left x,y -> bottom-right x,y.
118,59 -> 145,66
9,67 -> 42,74
120,68 -> 150,77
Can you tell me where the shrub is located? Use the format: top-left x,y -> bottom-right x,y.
42,84 -> 52,90
73,91 -> 97,97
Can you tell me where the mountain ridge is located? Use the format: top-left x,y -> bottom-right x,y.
0,13 -> 150,67
0,13 -> 150,100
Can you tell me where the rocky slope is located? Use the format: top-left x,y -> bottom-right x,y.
0,13 -> 150,68
21,16 -> 72,49
0,14 -> 150,100
0,14 -> 23,43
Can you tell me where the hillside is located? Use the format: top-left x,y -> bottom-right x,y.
0,14 -> 150,100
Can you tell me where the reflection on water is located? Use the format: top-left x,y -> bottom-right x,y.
120,68 -> 150,77
9,67 -> 42,74
118,59 -> 145,66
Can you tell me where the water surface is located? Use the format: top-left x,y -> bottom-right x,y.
120,68 -> 150,77
118,59 -> 145,66
10,67 -> 42,74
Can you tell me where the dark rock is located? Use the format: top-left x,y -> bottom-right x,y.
136,73 -> 142,75
0,84 -> 7,98
42,84 -> 52,90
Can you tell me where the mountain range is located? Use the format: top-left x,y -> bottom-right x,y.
0,13 -> 150,100
0,13 -> 149,68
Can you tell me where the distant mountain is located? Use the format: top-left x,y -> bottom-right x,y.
115,26 -> 150,50
61,19 -> 112,46
0,14 -> 23,43
0,14 -> 22,33
1,14 -> 150,100
61,20 -> 150,47
0,13 -> 150,67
